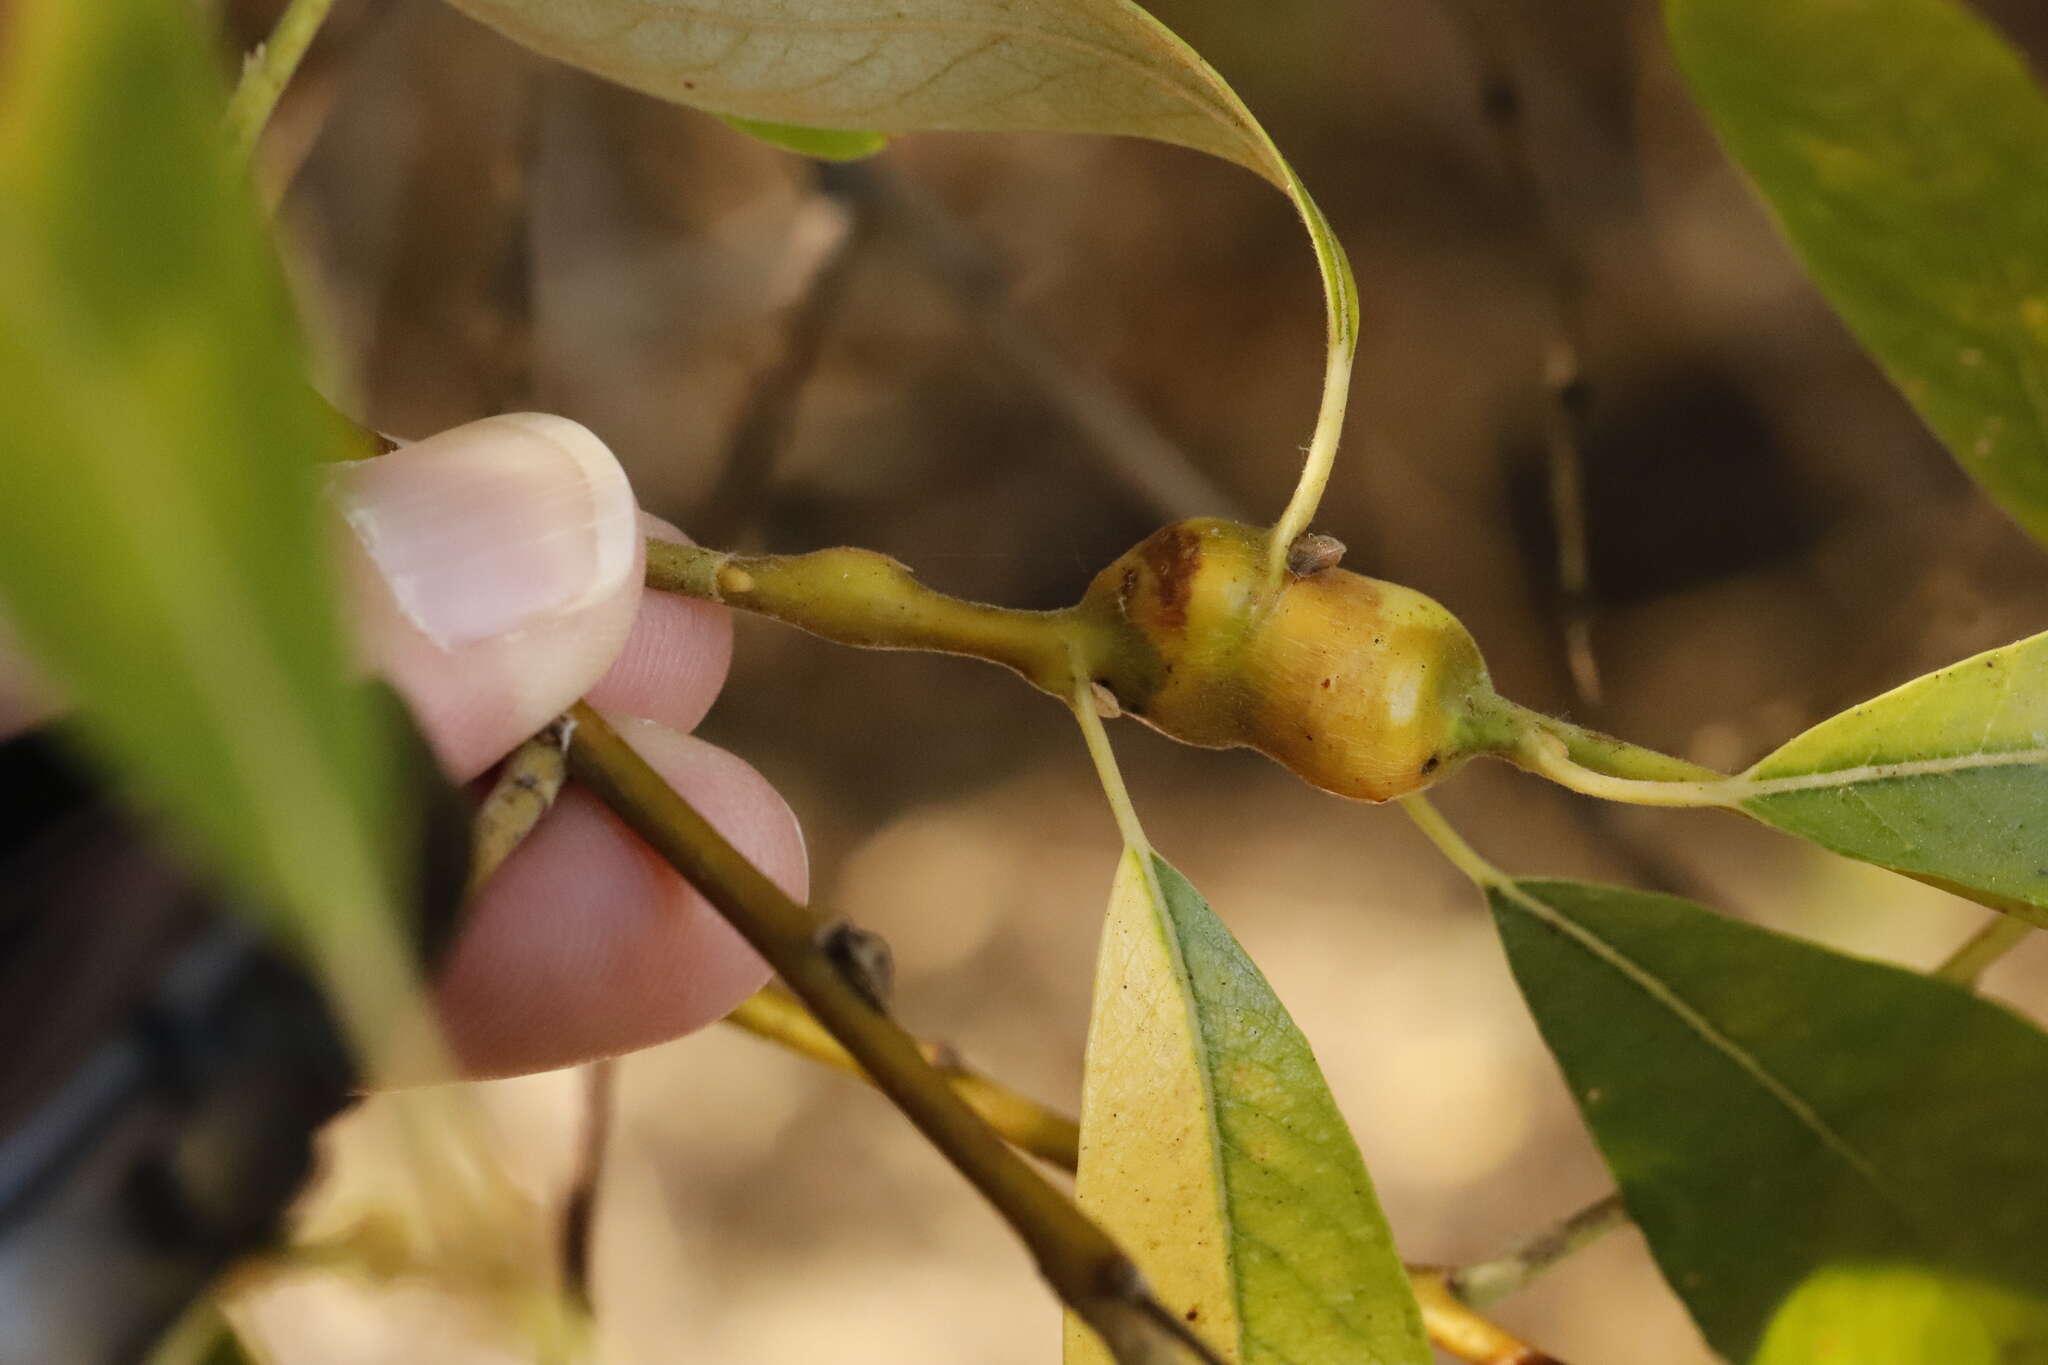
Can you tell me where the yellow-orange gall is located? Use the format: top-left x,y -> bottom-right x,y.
1079,519 -> 1495,802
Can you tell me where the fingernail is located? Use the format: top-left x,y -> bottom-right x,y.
332,414 -> 637,649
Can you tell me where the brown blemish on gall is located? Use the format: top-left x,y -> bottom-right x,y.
1137,522 -> 1204,631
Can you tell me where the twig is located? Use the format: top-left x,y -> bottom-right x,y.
223,0 -> 343,166
1439,0 -> 1602,706
1934,915 -> 2036,987
848,166 -> 1243,522
467,716 -> 574,895
559,1057 -> 615,1310
729,984 -> 1564,1363
560,702 -> 1223,1365
1449,1191 -> 1630,1308
726,985 -> 1080,1169
694,173 -> 876,544
1410,1270 -> 1567,1365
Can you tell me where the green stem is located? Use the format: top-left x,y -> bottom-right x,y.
222,0 -> 340,165
1400,792 -> 1507,888
1263,181 -> 1360,585
1449,1191 -> 1630,1309
645,538 -> 1105,698
561,703 -> 1221,1365
1933,915 -> 2036,986
1474,699 -> 1735,807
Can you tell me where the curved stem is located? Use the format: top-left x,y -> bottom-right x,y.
1266,336 -> 1357,580
1265,178 -> 1359,582
1934,915 -> 2036,986
222,0 -> 339,165
1484,701 -> 1736,808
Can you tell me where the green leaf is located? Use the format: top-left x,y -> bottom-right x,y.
720,115 -> 889,161
0,0 -> 423,1054
1666,0 -> 2048,548
1735,631 -> 2048,926
1754,1265 -> 2048,1365
442,0 -> 1286,180
1489,877 -> 2048,1362
1065,851 -> 1428,1365
441,0 -> 1358,535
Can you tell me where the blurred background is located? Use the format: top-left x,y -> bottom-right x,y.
196,0 -> 2048,1359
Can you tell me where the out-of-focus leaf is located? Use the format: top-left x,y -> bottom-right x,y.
1489,878 -> 2048,1362
1732,631 -> 2048,925
720,115 -> 889,161
442,0 -> 1286,179
0,0 -> 421,1052
1666,0 -> 2048,547
1753,1265 -> 2048,1365
1065,851 -> 1428,1365
441,0 -> 1358,520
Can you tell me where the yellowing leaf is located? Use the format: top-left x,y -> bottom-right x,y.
1735,631 -> 2048,925
1065,852 -> 1427,1365
442,0 -> 1283,178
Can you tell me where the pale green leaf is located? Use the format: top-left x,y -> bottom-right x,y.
0,0 -> 423,1053
1735,631 -> 2048,925
1490,877 -> 2048,1362
1065,851 -> 1428,1365
441,0 -> 1284,179
441,0 -> 1358,531
1666,0 -> 2048,547
1754,1265 -> 2048,1365
720,115 -> 888,160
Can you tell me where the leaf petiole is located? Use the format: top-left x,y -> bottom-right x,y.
222,0 -> 339,165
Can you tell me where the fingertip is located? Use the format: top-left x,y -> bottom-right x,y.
333,414 -> 643,778
586,589 -> 734,736
438,720 -> 805,1075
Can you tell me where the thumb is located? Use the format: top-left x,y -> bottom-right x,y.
330,414 -> 643,778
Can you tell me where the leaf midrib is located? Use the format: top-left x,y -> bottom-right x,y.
1742,745 -> 2048,797
1498,880 -> 1912,1219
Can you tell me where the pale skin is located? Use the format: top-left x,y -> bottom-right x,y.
2,414 -> 804,1078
